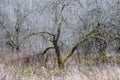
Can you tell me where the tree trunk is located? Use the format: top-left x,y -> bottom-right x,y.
53,41 -> 64,70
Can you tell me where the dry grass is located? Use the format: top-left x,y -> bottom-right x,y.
0,63 -> 120,80
0,49 -> 120,80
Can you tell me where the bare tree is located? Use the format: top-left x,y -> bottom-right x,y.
34,0 -> 120,69
4,1 -> 35,52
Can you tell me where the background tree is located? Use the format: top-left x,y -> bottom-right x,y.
0,0 -> 37,52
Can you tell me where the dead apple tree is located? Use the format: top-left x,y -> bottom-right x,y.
35,0 -> 110,69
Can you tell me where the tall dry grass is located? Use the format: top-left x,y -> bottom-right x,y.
0,48 -> 120,80
0,63 -> 120,80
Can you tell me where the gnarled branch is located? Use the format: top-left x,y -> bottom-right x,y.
62,29 -> 97,64
42,47 -> 55,55
40,32 -> 55,37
